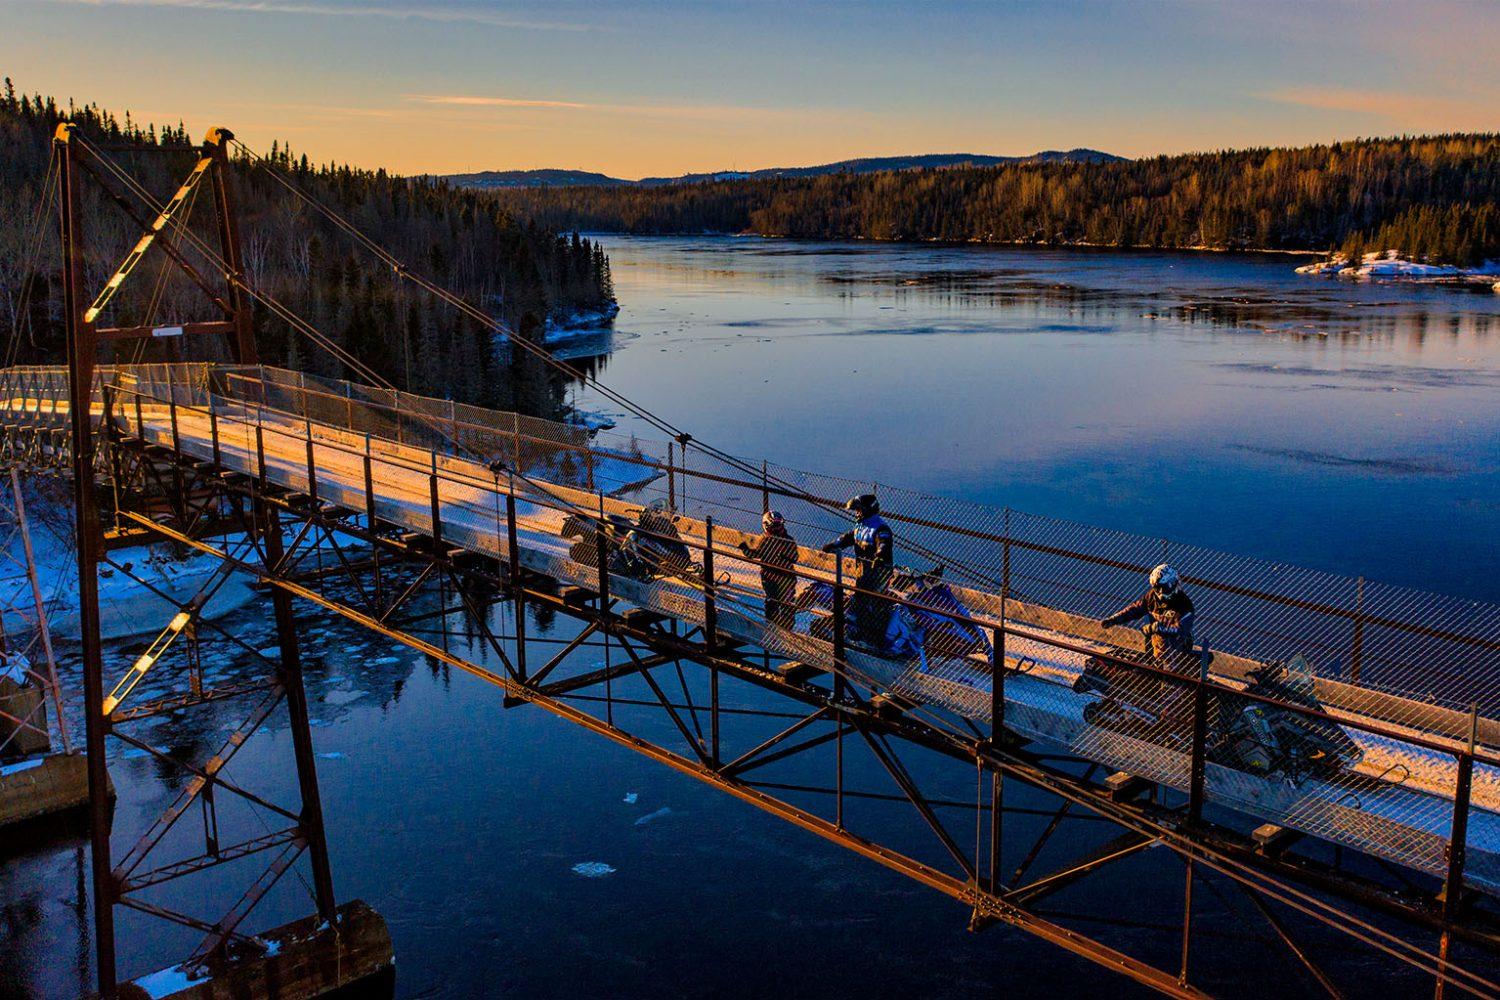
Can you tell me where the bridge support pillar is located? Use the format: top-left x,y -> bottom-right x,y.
0,751 -> 112,836
114,900 -> 393,1000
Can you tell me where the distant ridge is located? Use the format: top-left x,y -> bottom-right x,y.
479,134 -> 1500,263
447,149 -> 1122,190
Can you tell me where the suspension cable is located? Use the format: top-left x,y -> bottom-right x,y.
228,137 -> 1004,590
6,145 -> 60,369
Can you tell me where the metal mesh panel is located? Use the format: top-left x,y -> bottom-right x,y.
2,362 -> 1498,888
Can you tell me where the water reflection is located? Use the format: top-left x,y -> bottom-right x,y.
573,236 -> 1500,601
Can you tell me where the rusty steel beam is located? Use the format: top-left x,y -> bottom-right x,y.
111,471 -> 1500,998
121,510 -> 1210,996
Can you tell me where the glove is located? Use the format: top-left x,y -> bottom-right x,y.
1100,615 -> 1123,629
820,542 -> 841,554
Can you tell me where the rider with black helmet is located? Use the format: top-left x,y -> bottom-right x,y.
740,510 -> 799,628
821,494 -> 895,646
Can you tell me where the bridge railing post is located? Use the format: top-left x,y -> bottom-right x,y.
512,412 -> 521,474
363,433 -> 382,606
1186,650 -> 1211,825
989,622 -> 1005,895
594,501 -> 611,611
304,419 -> 318,504
429,452 -> 442,547
167,367 -> 181,455
667,441 -> 676,510
505,472 -> 527,683
209,398 -> 221,469
832,553 -> 846,829
704,516 -> 719,766
167,367 -> 185,518
254,422 -> 267,491
1437,705 -> 1478,997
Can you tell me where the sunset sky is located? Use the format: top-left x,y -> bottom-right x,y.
4,0 -> 1497,177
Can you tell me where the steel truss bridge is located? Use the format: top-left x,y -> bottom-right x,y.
8,121 -> 1500,999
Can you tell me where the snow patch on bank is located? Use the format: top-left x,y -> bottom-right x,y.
544,303 -> 621,342
1298,250 -> 1500,287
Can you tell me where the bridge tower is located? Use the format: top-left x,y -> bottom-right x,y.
50,123 -> 390,997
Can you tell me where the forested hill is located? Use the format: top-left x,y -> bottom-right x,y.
0,83 -> 615,415
492,134 -> 1500,264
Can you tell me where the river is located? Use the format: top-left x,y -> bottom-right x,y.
3,237 -> 1498,1000
567,236 -> 1500,602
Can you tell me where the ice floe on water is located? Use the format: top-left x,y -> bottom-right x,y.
316,751 -> 346,760
634,806 -> 673,827
571,861 -> 617,878
622,791 -> 638,804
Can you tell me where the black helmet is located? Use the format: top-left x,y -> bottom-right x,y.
845,493 -> 879,517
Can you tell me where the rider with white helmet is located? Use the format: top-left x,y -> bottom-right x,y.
1101,563 -> 1197,664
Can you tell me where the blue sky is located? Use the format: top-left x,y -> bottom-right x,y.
3,0 -> 1496,176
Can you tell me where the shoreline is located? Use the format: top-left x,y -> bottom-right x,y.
590,232 -> 1499,286
588,229 -> 1330,257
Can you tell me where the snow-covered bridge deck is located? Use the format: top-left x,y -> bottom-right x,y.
4,363 -> 1499,897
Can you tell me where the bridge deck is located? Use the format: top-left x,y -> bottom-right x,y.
3,368 -> 1498,896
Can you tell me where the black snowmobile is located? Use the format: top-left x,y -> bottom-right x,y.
559,499 -> 695,582
1074,649 -> 1363,786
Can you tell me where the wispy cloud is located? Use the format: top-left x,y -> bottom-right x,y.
36,0 -> 596,31
1259,87 -> 1498,128
408,93 -> 836,124
411,95 -> 595,110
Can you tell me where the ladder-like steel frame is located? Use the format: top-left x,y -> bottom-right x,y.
53,123 -> 338,996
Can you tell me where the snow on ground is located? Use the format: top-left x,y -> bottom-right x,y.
1297,250 -> 1500,285
543,303 -> 621,342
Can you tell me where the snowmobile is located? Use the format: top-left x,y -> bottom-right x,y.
1074,646 -> 1362,786
795,564 -> 991,665
559,499 -> 695,583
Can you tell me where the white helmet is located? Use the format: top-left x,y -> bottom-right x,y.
1149,564 -> 1180,594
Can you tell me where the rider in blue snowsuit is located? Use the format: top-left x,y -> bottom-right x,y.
821,494 -> 894,647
